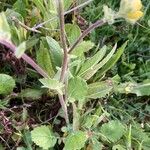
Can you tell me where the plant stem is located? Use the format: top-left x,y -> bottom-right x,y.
68,19 -> 107,54
72,102 -> 79,131
58,94 -> 69,124
57,0 -> 68,82
57,0 -> 69,125
11,16 -> 41,33
0,39 -> 49,78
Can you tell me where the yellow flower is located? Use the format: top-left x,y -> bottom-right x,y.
130,0 -> 142,11
127,11 -> 143,20
119,0 -> 144,23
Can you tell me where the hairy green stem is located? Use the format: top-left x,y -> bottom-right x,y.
57,0 -> 68,82
58,94 -> 69,125
57,0 -> 69,125
72,102 -> 80,131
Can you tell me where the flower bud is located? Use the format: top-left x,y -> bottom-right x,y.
103,5 -> 116,24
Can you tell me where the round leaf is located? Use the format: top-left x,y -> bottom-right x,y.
68,77 -> 88,102
31,125 -> 57,149
0,74 -> 15,95
39,78 -> 64,95
100,120 -> 125,143
64,131 -> 88,150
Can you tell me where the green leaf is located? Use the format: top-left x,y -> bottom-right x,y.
44,1 -> 57,29
68,77 -> 88,102
46,36 -> 63,67
84,43 -> 117,80
39,78 -> 64,95
5,9 -> 23,22
22,130 -> 32,150
5,9 -> 25,45
78,45 -> 107,77
83,115 -> 98,129
115,81 -> 150,96
131,124 -> 150,149
31,125 -> 57,150
33,0 -> 58,29
64,131 -> 88,150
46,0 -> 57,14
25,38 -> 39,50
0,99 -> 8,109
114,82 -> 133,94
87,81 -> 112,99
64,0 -> 73,10
65,24 -> 81,46
72,41 -> 95,58
32,0 -> 45,16
142,138 -> 150,150
100,120 -> 125,143
15,41 -> 26,58
91,138 -> 103,150
0,12 -> 11,40
131,82 -> 150,96
95,41 -> 127,80
0,144 -> 4,150
19,89 -> 43,100
13,0 -> 27,18
112,144 -> 126,150
0,74 -> 15,95
36,41 -> 55,77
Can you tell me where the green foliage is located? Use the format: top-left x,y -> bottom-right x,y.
95,41 -> 127,80
64,131 -> 88,150
25,38 -> 39,50
36,40 -> 55,77
116,80 -> 150,96
32,0 -> 46,16
83,43 -> 117,80
64,0 -> 73,10
89,138 -> 103,150
39,78 -> 64,95
68,77 -> 88,102
31,126 -> 57,149
72,41 -> 95,58
22,130 -> 32,150
0,0 -> 149,149
87,81 -> 112,99
131,124 -> 150,150
0,74 -> 15,95
46,36 -> 63,67
32,0 -> 58,29
100,120 -> 125,142
15,41 -> 26,58
19,88 -> 43,100
78,45 -> 107,77
131,81 -> 150,96
65,24 -> 81,46
0,12 -> 11,39
82,115 -> 99,129
0,99 -> 9,109
13,0 -> 27,18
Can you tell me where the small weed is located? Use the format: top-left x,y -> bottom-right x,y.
0,0 -> 149,149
